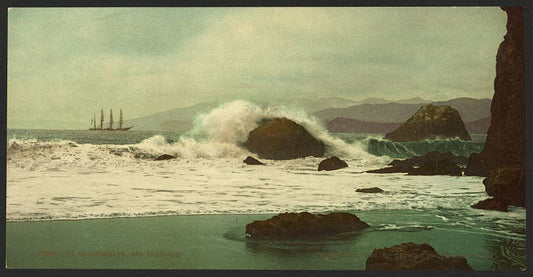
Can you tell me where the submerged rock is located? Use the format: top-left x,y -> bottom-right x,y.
483,166 -> 525,207
366,242 -> 473,271
356,187 -> 384,193
471,198 -> 508,212
245,117 -> 325,160
245,212 -> 369,239
154,154 -> 176,161
407,159 -> 462,176
366,166 -> 406,174
318,156 -> 348,171
367,151 -> 462,176
243,156 -> 265,165
384,104 -> 471,142
465,8 -> 525,177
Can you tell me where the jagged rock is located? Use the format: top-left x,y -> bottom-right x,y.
318,156 -> 348,171
483,166 -> 525,207
366,242 -> 473,271
245,117 -> 325,160
243,156 -> 265,165
471,198 -> 508,212
384,104 -> 471,142
245,212 -> 369,239
154,154 -> 176,161
367,151 -> 462,176
466,8 -> 525,177
356,187 -> 384,193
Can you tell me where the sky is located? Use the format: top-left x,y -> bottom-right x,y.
7,7 -> 507,129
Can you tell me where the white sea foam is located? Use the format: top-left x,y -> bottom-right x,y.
6,100 -> 520,223
7,148 -> 501,221
180,100 -> 391,165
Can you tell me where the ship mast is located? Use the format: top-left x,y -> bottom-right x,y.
109,109 -> 114,130
119,109 -> 124,129
93,113 -> 97,129
100,109 -> 104,130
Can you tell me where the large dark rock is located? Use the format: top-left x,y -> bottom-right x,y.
366,242 -> 473,271
356,187 -> 384,193
465,8 -> 525,177
367,151 -> 462,176
245,118 -> 325,160
245,212 -> 369,239
471,198 -> 509,212
154,154 -> 175,161
243,156 -> 265,165
318,156 -> 348,171
384,104 -> 471,142
483,166 -> 525,207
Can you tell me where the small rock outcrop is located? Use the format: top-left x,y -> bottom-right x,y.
318,156 -> 348,171
471,198 -> 508,212
366,242 -> 473,271
356,187 -> 384,193
483,166 -> 525,207
243,156 -> 265,165
465,7 -> 525,177
367,151 -> 462,176
154,154 -> 175,161
384,105 -> 471,142
245,212 -> 369,239
245,118 -> 325,160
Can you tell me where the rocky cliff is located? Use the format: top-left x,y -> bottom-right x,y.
465,7 -> 525,177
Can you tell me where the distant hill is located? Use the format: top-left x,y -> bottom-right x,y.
464,116 -> 491,134
268,97 -> 359,113
395,97 -> 432,104
326,117 -> 401,133
314,97 -> 491,123
124,97 -> 367,131
124,97 -> 491,132
124,102 -> 219,131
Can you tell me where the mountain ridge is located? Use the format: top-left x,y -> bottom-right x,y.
124,97 -> 491,132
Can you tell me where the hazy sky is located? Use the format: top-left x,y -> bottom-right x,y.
8,7 -> 507,129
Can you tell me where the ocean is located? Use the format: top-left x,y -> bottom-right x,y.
5,101 -> 525,270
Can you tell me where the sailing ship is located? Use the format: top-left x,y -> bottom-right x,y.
90,109 -> 133,131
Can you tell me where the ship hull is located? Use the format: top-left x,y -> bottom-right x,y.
89,126 -> 133,131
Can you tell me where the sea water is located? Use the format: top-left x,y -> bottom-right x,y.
5,100 -> 525,270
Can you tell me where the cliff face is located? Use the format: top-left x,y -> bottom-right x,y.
384,104 -> 471,142
465,7 -> 525,176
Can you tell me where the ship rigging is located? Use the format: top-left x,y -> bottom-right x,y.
90,109 -> 133,131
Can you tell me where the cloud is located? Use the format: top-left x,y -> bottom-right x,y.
8,7 -> 506,129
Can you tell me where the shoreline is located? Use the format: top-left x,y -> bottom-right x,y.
6,209 -> 526,270
6,204 -> 527,224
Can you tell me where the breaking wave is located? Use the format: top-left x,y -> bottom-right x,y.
8,100 -> 391,167
363,137 -> 484,159
8,100 -> 485,168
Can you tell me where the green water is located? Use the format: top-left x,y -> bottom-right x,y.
6,209 -> 525,270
